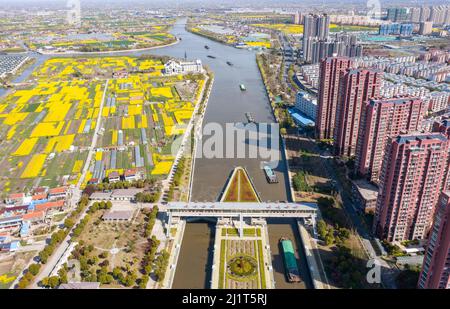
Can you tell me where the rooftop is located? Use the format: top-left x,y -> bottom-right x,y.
352,179 -> 379,201
0,215 -> 23,224
369,96 -> 420,105
48,187 -> 67,195
8,193 -> 24,200
102,210 -> 134,221
396,133 -> 448,144
22,211 -> 45,221
111,188 -> 142,198
32,194 -> 47,201
124,169 -> 137,177
34,200 -> 64,212
90,192 -> 112,200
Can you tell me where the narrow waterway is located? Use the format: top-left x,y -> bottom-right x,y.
267,218 -> 313,289
172,221 -> 215,289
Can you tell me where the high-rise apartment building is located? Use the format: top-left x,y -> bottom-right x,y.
293,11 -> 303,25
430,5 -> 449,25
334,69 -> 382,157
302,14 -> 330,63
432,119 -> 450,191
419,21 -> 433,35
386,8 -> 409,22
316,56 -> 353,140
418,191 -> 450,289
420,6 -> 431,22
355,97 -> 425,183
410,7 -> 421,22
373,133 -> 449,242
308,33 -> 363,64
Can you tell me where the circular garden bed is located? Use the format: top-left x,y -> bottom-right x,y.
227,255 -> 257,279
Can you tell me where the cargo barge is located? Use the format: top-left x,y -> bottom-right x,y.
279,237 -> 301,283
263,164 -> 278,183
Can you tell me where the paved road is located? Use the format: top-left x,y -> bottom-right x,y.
279,33 -> 297,93
308,137 -> 397,289
30,80 -> 110,288
77,80 -> 110,188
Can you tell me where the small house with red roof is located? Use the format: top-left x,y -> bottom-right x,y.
35,200 -> 65,215
48,187 -> 68,200
5,193 -> 25,205
22,211 -> 45,223
124,169 -> 139,182
108,171 -> 121,183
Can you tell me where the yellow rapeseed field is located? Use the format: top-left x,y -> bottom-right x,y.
44,134 -> 75,153
151,87 -> 173,98
151,161 -> 173,175
13,138 -> 38,156
31,122 -> 65,137
111,130 -> 118,145
21,154 -> 46,178
95,151 -> 102,161
122,115 -> 135,129
72,160 -> 84,173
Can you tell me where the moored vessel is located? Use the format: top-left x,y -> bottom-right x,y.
279,237 -> 301,283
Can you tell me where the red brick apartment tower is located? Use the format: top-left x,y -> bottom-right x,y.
418,191 -> 450,289
334,69 -> 382,157
316,56 -> 353,140
355,97 -> 425,184
373,133 -> 449,242
432,119 -> 450,191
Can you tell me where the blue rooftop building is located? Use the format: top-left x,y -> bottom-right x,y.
20,221 -> 30,237
379,23 -> 413,36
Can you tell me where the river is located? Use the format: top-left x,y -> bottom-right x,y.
150,19 -> 290,203
267,218 -> 313,289
151,20 -> 303,289
172,221 -> 215,289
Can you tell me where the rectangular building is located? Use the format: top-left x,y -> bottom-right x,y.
316,56 -> 353,140
419,21 -> 433,35
374,133 -> 449,242
164,59 -> 203,75
418,191 -> 450,289
355,97 -> 425,183
378,23 -> 413,36
334,69 -> 382,157
302,14 -> 330,63
295,92 -> 317,120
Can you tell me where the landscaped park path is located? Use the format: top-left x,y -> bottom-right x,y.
29,80 -> 110,288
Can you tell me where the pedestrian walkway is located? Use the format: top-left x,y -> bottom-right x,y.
297,220 -> 331,289
161,219 -> 185,289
